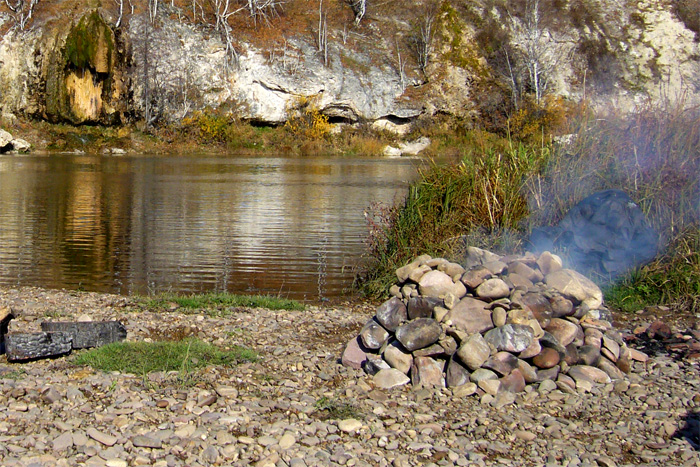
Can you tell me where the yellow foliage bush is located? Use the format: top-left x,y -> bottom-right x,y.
507,96 -> 572,142
284,96 -> 332,141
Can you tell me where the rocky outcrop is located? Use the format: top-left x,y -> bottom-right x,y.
0,0 -> 698,126
0,128 -> 30,153
0,9 -> 128,125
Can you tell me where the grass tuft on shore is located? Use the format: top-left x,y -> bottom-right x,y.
142,292 -> 305,313
73,338 -> 257,375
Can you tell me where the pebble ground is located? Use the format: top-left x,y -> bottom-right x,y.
0,286 -> 698,467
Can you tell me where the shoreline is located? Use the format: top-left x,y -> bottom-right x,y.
0,285 -> 698,466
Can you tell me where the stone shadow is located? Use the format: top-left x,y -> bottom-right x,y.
675,410 -> 700,450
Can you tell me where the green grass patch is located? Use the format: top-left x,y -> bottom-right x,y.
357,141 -> 549,297
604,226 -> 700,313
142,292 -> 305,313
73,338 -> 257,375
314,396 -> 362,421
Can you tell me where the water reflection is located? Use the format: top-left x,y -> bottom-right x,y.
0,154 -> 418,300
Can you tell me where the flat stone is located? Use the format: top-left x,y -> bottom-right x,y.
395,318 -> 441,352
499,369 -> 526,393
516,358 -> 538,383
475,278 -> 511,300
460,266 -> 492,289
375,297 -> 407,332
597,357 -> 625,380
363,357 -> 390,375
444,298 -> 494,334
86,427 -> 118,447
452,382 -> 478,397
132,435 -> 162,449
483,324 -> 534,353
519,292 -> 553,327
456,332 -> 490,371
373,368 -> 410,389
338,419 -> 363,433
52,432 -> 73,451
470,368 -> 498,383
278,433 -> 296,450
483,351 -> 520,376
568,365 -> 611,384
478,379 -> 500,396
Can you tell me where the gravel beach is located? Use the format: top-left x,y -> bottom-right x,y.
0,286 -> 698,467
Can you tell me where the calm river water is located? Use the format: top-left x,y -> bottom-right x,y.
0,154 -> 419,301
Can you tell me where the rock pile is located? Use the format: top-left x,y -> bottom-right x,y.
342,247 -> 649,397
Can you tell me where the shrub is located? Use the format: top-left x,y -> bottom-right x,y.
284,96 -> 333,141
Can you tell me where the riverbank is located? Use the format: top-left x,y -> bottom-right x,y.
0,285 -> 698,466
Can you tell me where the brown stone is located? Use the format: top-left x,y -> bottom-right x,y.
499,369 -> 526,393
520,292 -> 553,328
532,347 -> 560,369
411,356 -> 445,389
546,318 -> 580,347
460,266 -> 492,290
444,298 -> 494,335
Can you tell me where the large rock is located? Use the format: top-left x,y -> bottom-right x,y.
383,341 -> 413,374
418,270 -> 456,298
475,278 -> 511,300
407,296 -> 442,320
545,269 -> 604,309
375,297 -> 407,332
456,332 -> 490,371
444,298 -> 494,334
359,319 -> 389,350
483,324 -> 534,353
395,318 -> 441,352
411,356 -> 445,389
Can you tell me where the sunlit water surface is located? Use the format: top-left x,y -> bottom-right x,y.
0,154 -> 419,301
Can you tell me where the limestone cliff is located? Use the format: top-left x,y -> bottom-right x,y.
0,0 -> 698,127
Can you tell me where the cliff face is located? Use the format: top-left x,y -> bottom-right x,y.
0,0 -> 698,127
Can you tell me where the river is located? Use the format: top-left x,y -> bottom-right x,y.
0,153 -> 419,301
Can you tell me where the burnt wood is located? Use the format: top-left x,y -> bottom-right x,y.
41,321 -> 127,349
5,332 -> 73,361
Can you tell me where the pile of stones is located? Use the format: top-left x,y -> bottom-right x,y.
342,247 -> 649,396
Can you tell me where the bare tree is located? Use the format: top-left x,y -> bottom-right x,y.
346,0 -> 365,26
408,1 -> 439,78
3,0 -> 40,30
318,0 -> 328,65
507,0 -> 559,104
148,0 -> 158,24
